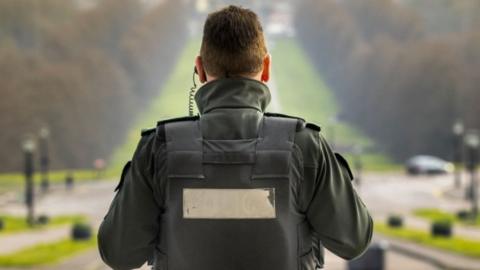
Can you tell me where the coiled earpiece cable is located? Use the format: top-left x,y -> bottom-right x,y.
189,68 -> 198,116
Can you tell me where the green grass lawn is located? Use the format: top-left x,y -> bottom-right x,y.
375,223 -> 480,258
270,38 -> 398,171
108,40 -> 201,172
0,238 -> 96,267
414,208 -> 480,227
0,215 -> 86,235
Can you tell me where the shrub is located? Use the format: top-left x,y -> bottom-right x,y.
457,210 -> 472,221
431,220 -> 452,237
387,215 -> 403,228
0,218 -> 4,231
71,223 -> 92,241
37,215 -> 50,225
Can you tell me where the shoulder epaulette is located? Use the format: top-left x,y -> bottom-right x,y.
141,116 -> 199,137
265,112 -> 321,132
141,127 -> 156,136
306,122 -> 321,132
157,115 -> 199,126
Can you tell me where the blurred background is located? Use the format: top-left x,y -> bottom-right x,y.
0,0 -> 479,269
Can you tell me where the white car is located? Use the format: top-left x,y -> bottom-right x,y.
406,155 -> 454,175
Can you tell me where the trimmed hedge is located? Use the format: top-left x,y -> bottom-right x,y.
37,215 -> 50,225
387,215 -> 403,228
431,220 -> 452,238
457,210 -> 473,221
71,223 -> 92,241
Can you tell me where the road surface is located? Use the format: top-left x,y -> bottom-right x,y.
2,171 -> 479,269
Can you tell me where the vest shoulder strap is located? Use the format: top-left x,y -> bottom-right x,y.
253,115 -> 299,179
163,117 -> 204,179
258,115 -> 298,150
163,117 -> 201,150
265,112 -> 306,132
140,115 -> 200,145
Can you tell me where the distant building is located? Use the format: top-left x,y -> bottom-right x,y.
73,0 -> 167,10
73,0 -> 99,10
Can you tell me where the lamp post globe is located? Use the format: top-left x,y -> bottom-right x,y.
465,133 -> 480,149
40,127 -> 50,139
453,121 -> 464,136
22,138 -> 36,153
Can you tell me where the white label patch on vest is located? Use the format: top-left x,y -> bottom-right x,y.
183,188 -> 276,219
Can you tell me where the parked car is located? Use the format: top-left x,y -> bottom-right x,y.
406,155 -> 454,175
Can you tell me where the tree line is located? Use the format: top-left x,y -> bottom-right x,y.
0,0 -> 188,172
296,0 -> 480,161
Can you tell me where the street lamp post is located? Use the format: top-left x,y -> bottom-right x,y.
39,127 -> 50,192
452,120 -> 464,189
65,172 -> 74,190
465,131 -> 479,219
22,137 -> 36,226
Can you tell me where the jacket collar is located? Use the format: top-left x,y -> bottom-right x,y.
194,78 -> 271,114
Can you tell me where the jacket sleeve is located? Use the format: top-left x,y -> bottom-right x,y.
305,134 -> 373,260
98,134 -> 162,270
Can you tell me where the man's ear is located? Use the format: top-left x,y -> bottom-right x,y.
195,56 -> 207,83
261,54 -> 271,83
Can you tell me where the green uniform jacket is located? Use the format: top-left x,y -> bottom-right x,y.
98,78 -> 373,269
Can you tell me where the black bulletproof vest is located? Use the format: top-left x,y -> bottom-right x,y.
154,116 -> 319,270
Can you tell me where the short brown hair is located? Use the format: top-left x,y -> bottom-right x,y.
200,5 -> 268,77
